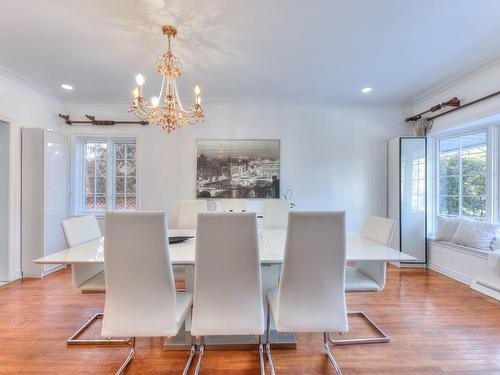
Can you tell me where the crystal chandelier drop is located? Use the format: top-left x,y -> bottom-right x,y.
129,25 -> 204,133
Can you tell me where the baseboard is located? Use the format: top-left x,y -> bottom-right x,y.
399,262 -> 427,269
471,280 -> 500,301
427,262 -> 473,285
428,262 -> 500,301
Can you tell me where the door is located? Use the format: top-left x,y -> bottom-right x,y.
0,121 -> 9,281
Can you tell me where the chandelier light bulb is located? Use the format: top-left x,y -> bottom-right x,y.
197,96 -> 202,105
194,85 -> 201,95
133,87 -> 140,99
151,96 -> 159,107
135,73 -> 145,86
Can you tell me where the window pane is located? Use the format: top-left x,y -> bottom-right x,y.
86,177 -> 95,193
461,132 -> 486,149
86,159 -> 95,176
126,196 -> 136,208
115,144 -> 125,159
126,177 -> 136,193
440,176 -> 459,196
95,195 -> 107,209
126,161 -> 136,176
116,160 -> 126,176
86,195 -> 95,210
115,195 -> 125,209
126,144 -> 136,159
113,141 -> 137,210
84,142 -> 108,212
462,152 -> 486,176
462,196 -> 486,218
439,196 -> 459,216
96,160 -> 107,176
95,177 -> 106,194
439,152 -> 459,176
437,132 -> 487,221
115,177 -> 125,193
462,175 -> 486,196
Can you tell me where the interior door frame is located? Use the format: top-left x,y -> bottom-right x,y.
0,114 -> 22,282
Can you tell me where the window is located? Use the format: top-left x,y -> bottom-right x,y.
438,132 -> 487,219
76,138 -> 137,214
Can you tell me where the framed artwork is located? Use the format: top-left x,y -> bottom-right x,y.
196,139 -> 280,198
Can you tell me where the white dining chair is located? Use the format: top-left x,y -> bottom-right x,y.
262,199 -> 289,229
220,199 -> 247,212
177,199 -> 208,229
266,212 -> 348,375
102,211 -> 194,375
61,216 -> 122,345
191,212 -> 265,375
331,215 -> 395,346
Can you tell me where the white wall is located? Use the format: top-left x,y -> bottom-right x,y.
62,100 -> 411,232
0,73 -> 62,281
414,57 -> 500,134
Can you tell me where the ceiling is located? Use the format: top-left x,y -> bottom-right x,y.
2,0 -> 500,104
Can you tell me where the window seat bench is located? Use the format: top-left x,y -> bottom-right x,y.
428,239 -> 500,301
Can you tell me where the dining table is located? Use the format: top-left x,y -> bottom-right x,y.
34,229 -> 417,350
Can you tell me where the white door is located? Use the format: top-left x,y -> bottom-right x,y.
0,121 -> 9,281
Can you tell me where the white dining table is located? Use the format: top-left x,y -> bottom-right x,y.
34,229 -> 416,350
34,229 -> 416,265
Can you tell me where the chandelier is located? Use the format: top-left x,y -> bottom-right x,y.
129,25 -> 204,133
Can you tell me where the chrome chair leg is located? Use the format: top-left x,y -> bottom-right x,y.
182,335 -> 196,375
258,335 -> 265,375
115,337 -> 135,375
266,302 -> 276,375
194,336 -> 205,375
323,333 -> 342,375
67,313 -> 131,345
328,311 -> 389,346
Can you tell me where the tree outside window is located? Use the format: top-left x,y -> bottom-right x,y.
438,132 -> 486,219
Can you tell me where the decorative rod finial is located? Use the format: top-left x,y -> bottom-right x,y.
162,25 -> 177,38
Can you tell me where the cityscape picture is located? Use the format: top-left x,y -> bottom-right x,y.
196,139 -> 280,199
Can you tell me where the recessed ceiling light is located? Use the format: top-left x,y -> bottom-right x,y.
61,84 -> 73,90
361,87 -> 372,93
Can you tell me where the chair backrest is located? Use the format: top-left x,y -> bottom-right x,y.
361,216 -> 395,246
220,199 -> 247,212
101,211 -> 178,337
277,212 -> 348,333
61,215 -> 101,247
191,213 -> 264,336
61,216 -> 103,291
262,199 -> 289,229
177,200 -> 208,229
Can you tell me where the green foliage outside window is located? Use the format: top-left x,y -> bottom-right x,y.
439,133 -> 486,218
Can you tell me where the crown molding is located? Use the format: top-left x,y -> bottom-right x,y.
0,64 -> 59,101
411,53 -> 500,105
61,96 -> 411,108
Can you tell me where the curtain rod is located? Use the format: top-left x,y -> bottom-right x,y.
58,114 -> 148,126
405,97 -> 460,122
425,89 -> 500,121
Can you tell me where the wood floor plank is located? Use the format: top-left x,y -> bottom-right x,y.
0,266 -> 499,374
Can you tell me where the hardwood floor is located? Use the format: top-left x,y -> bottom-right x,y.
0,266 -> 499,374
